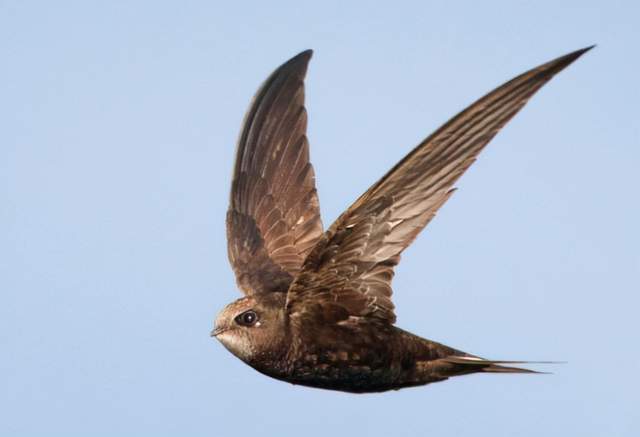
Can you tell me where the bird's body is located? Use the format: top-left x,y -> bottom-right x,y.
277,325 -> 471,393
276,326 -> 460,393
216,293 -> 533,393
212,47 -> 590,393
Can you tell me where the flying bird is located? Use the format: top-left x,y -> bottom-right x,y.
212,47 -> 591,393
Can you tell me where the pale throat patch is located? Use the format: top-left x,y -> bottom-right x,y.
216,331 -> 253,361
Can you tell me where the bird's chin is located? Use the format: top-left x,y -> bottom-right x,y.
214,331 -> 253,362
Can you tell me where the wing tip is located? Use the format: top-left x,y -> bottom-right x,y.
284,49 -> 313,69
296,48 -> 314,60
558,44 -> 595,63
538,44 -> 595,77
268,49 -> 313,81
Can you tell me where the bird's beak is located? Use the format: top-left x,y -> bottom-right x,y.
210,327 -> 229,337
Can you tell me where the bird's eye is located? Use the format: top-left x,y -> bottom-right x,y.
235,310 -> 258,327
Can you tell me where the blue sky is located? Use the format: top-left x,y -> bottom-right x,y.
1,1 -> 638,436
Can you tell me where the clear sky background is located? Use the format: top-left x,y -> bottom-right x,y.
1,1 -> 639,436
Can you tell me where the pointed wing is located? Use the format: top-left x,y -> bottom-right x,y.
227,50 -> 324,295
286,47 -> 592,324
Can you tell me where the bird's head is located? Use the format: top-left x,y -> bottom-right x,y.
211,293 -> 288,364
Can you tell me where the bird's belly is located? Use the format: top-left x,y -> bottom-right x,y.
283,349 -> 403,393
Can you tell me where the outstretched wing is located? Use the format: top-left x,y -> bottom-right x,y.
286,47 -> 592,324
227,50 -> 324,295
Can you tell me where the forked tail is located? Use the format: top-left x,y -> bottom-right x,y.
443,356 -> 561,374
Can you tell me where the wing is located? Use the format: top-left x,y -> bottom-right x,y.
227,50 -> 324,295
286,46 -> 592,324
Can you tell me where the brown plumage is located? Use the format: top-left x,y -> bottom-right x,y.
213,47 -> 591,393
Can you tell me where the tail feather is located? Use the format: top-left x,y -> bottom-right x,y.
442,356 -> 560,374
482,364 -> 547,374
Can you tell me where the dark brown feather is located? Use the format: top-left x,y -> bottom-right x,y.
227,50 -> 324,295
286,47 -> 592,324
